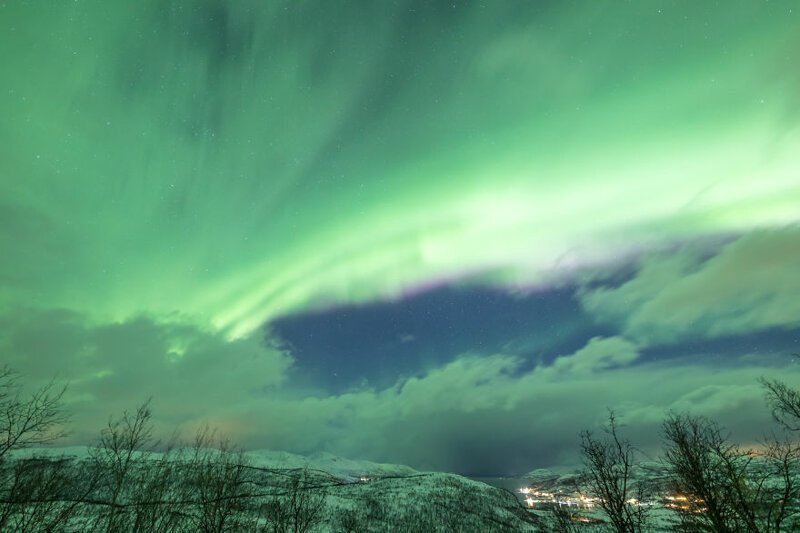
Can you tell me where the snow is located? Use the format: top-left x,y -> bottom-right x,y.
4,446 -> 541,531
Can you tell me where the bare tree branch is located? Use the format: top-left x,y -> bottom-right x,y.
761,377 -> 800,432
0,366 -> 69,460
580,410 -> 650,533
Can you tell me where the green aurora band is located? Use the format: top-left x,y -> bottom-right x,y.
2,1 -> 798,337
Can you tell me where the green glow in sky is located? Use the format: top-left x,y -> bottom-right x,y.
2,1 -> 798,337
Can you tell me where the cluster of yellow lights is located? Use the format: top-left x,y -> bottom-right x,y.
520,487 -> 710,512
518,487 -> 597,509
664,494 -> 706,512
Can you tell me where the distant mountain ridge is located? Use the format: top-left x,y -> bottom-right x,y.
14,446 -> 419,479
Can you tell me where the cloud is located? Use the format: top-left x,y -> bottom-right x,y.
550,336 -> 639,374
245,343 -> 788,474
580,227 -> 800,344
579,252 -> 704,327
1,308 -> 794,474
0,309 -> 292,437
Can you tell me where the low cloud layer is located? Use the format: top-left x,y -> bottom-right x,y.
0,309 -> 291,438
2,304 -> 795,475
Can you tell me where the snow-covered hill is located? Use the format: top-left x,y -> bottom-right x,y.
5,447 -> 542,531
246,449 -> 419,479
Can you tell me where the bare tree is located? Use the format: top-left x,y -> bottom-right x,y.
334,508 -> 367,533
539,504 -> 583,533
756,376 -> 800,532
758,435 -> 800,532
1,457 -> 65,531
89,400 -> 154,532
260,469 -> 326,533
0,455 -> 99,532
0,366 -> 68,460
185,425 -> 254,533
761,377 -> 800,432
128,442 -> 189,533
580,410 -> 650,532
661,412 -> 760,532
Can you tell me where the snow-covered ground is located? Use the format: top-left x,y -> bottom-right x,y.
4,446 -> 543,531
26,446 -> 785,531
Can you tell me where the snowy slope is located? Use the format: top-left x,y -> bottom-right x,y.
6,446 -> 541,531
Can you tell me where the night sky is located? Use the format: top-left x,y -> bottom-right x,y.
1,1 -> 799,475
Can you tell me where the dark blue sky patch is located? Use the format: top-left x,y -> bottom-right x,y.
640,327 -> 800,366
267,284 -> 609,393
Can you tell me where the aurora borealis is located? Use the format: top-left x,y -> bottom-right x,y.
1,1 -> 799,474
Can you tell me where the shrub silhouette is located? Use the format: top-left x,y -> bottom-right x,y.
579,378 -> 800,533
579,410 -> 650,532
